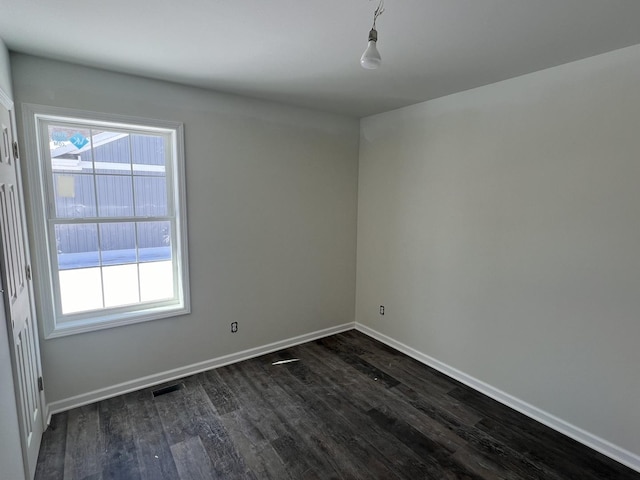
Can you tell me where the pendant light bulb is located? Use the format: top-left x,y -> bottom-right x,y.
360,28 -> 381,69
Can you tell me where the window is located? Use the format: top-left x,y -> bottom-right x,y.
23,105 -> 189,337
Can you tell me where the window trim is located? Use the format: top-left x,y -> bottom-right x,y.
22,104 -> 190,338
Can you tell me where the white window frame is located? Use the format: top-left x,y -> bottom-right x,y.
22,104 -> 190,338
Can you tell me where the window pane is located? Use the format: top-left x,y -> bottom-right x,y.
140,261 -> 174,302
56,223 -> 99,270
103,264 -> 140,307
134,176 -> 168,217
96,175 -> 134,217
48,125 -> 94,174
59,267 -> 103,314
137,221 -> 173,301
137,221 -> 171,263
92,130 -> 131,174
99,223 -> 136,265
132,134 -> 166,177
52,173 -> 97,218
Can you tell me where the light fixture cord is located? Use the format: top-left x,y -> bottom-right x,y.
372,0 -> 385,29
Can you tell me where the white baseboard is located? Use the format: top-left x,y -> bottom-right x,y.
46,320 -> 640,474
355,322 -> 640,474
47,322 -> 354,418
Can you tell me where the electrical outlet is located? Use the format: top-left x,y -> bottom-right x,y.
379,305 -> 385,315
231,321 -> 238,333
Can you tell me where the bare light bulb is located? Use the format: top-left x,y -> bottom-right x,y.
360,28 -> 381,69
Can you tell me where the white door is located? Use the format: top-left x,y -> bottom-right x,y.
0,91 -> 45,479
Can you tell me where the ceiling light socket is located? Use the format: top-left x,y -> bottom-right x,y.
360,0 -> 384,70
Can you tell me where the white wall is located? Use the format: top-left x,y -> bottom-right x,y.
0,38 -> 27,480
11,53 -> 359,404
357,44 -> 640,460
0,41 -> 12,97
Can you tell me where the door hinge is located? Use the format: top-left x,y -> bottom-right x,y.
38,376 -> 44,392
12,141 -> 19,160
26,265 -> 32,281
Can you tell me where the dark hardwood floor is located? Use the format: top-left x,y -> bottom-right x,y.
34,330 -> 640,479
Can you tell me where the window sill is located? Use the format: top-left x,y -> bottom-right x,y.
44,303 -> 190,339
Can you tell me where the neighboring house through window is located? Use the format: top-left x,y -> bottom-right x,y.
23,105 -> 190,337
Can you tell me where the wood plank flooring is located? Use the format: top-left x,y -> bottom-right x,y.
34,330 -> 640,479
